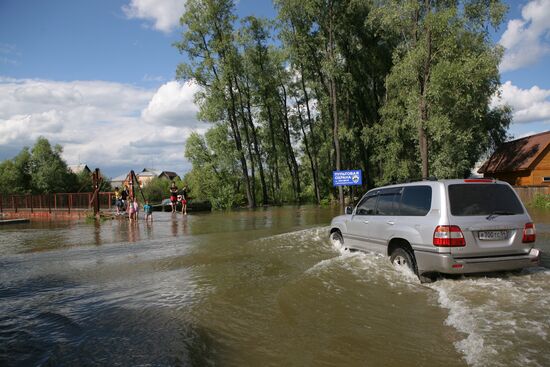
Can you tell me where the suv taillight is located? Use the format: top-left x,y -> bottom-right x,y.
522,223 -> 536,243
433,225 -> 466,247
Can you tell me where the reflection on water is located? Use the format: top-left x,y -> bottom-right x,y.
0,206 -> 548,366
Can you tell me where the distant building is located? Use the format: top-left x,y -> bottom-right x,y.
159,171 -> 179,180
136,169 -> 158,187
110,173 -> 129,189
110,169 -> 180,189
68,164 -> 91,175
478,131 -> 550,186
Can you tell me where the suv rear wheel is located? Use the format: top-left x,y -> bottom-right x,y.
390,248 -> 415,272
390,248 -> 435,284
330,231 -> 344,249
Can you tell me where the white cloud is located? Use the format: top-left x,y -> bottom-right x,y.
0,111 -> 64,146
122,0 -> 186,33
0,77 -> 202,177
499,0 -> 550,72
142,80 -> 200,126
492,81 -> 550,124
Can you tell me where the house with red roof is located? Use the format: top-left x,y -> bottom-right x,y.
478,131 -> 550,186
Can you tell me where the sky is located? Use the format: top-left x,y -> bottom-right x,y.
1,0 -> 550,178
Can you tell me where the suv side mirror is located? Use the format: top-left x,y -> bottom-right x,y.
345,206 -> 353,215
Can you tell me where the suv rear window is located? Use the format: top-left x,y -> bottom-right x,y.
448,184 -> 524,216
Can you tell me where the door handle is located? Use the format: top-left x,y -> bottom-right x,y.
387,221 -> 395,225
363,220 -> 369,224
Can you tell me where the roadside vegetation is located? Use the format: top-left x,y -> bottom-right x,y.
176,0 -> 512,209
529,193 -> 550,209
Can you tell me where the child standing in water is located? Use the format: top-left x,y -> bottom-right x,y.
133,197 -> 139,221
143,200 -> 153,222
127,196 -> 136,222
121,185 -> 129,213
181,184 -> 189,215
114,187 -> 122,215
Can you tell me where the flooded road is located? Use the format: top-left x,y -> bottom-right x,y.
1,206 -> 549,366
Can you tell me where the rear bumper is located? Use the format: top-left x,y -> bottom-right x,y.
415,248 -> 541,275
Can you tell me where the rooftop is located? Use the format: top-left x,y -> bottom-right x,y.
478,131 -> 550,174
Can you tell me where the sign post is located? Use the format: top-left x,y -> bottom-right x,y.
333,170 -> 362,187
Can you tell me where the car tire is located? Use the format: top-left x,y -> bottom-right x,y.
390,247 -> 417,273
330,231 -> 344,249
390,248 -> 435,283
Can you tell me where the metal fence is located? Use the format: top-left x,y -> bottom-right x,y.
0,192 -> 114,213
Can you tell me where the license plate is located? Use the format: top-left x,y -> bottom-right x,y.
478,230 -> 508,240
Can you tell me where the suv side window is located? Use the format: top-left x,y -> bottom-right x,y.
376,188 -> 402,215
400,186 -> 432,216
356,193 -> 377,215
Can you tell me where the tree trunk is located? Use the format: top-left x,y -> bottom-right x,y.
328,2 -> 343,210
265,101 -> 281,202
227,78 -> 254,208
234,76 -> 257,207
256,47 -> 281,203
296,98 -> 320,204
199,31 -> 253,207
418,0 -> 432,179
279,82 -> 301,203
243,77 -> 269,205
299,64 -> 321,204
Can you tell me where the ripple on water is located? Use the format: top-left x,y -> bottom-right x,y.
325,234 -> 550,367
428,269 -> 550,367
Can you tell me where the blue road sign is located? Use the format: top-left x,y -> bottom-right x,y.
333,170 -> 362,186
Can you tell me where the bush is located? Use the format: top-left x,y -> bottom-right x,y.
529,193 -> 550,209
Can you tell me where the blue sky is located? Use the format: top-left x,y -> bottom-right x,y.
1,0 -> 550,178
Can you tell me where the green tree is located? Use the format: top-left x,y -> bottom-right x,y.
174,0 -> 511,207
184,126 -> 243,209
0,148 -> 32,194
175,0 -> 256,207
370,0 -> 510,183
29,137 -> 78,193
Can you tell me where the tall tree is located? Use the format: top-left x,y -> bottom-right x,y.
370,0 -> 510,183
29,137 -> 77,193
175,0 -> 255,207
0,148 -> 32,194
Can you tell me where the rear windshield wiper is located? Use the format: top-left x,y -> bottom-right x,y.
486,211 -> 515,220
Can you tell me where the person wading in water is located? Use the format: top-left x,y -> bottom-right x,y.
180,184 -> 189,215
169,181 -> 178,213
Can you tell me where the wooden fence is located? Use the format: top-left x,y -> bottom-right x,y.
514,186 -> 550,205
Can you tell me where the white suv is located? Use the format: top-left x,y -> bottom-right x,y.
329,179 -> 541,283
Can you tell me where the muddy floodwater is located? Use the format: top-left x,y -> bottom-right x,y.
1,206 -> 549,366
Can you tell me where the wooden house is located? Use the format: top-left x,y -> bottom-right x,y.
68,164 -> 91,175
478,131 -> 550,186
138,169 -> 179,186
